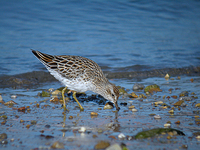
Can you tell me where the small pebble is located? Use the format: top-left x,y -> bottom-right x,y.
129,92 -> 138,98
0,133 -> 7,139
91,112 -> 98,116
179,97 -> 192,101
173,100 -> 184,106
20,119 -> 24,123
175,120 -> 180,124
128,101 -> 133,104
95,141 -> 110,149
128,105 -> 135,109
31,120 -> 37,125
168,110 -> 174,113
154,101 -> 163,105
182,145 -> 188,149
97,128 -> 103,133
164,123 -> 171,128
68,116 -> 73,119
51,90 -> 61,96
51,141 -> 64,149
26,124 -> 31,129
45,124 -> 51,128
78,127 -> 86,133
167,135 -> 172,139
11,95 -> 17,99
10,138 -> 14,142
4,100 -> 17,105
196,135 -> 200,140
104,102 -> 114,109
48,88 -> 54,92
179,91 -> 188,97
118,133 -> 126,139
0,95 -> 3,101
105,143 -> 122,150
154,115 -> 161,119
132,108 -> 138,112
1,140 -> 8,144
195,103 -> 200,107
165,73 -> 170,79
133,83 -> 144,91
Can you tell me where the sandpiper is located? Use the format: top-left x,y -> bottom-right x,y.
32,50 -> 120,111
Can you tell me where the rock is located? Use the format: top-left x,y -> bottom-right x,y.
106,143 -> 122,150
20,119 -> 24,123
117,87 -> 127,95
48,88 -> 54,92
51,141 -> 64,149
1,140 -> 8,144
31,120 -> 37,125
97,128 -> 103,133
0,95 -> 3,101
131,109 -> 138,112
171,95 -> 178,99
164,123 -> 171,128
133,83 -> 144,91
78,127 -> 86,133
138,94 -> 147,99
179,97 -> 192,101
196,135 -> 200,140
95,141 -> 110,149
195,103 -> 200,107
91,112 -> 98,116
26,124 -> 31,129
4,100 -> 17,106
179,91 -> 189,97
175,121 -> 181,124
134,128 -> 185,139
1,115 -> 7,119
45,124 -> 51,128
154,115 -> 161,119
41,91 -> 50,97
128,105 -> 135,109
104,102 -> 114,109
173,100 -> 184,106
52,90 -> 61,96
154,101 -> 163,105
68,116 -> 73,119
129,92 -> 138,98
164,74 -> 170,79
144,84 -> 162,94
118,133 -> 126,139
0,133 -> 7,140
11,95 -> 17,99
168,110 -> 174,114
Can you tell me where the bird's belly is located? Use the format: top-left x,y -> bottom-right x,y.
48,69 -> 92,93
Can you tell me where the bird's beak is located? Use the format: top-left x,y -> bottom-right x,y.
114,102 -> 120,111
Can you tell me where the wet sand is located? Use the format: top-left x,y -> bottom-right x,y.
0,67 -> 200,150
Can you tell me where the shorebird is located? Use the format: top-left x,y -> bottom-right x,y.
32,50 -> 120,111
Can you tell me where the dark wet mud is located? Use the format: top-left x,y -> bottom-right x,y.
0,66 -> 200,89
0,73 -> 200,150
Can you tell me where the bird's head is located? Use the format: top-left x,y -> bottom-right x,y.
100,82 -> 120,111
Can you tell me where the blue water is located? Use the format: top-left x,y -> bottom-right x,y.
0,0 -> 200,75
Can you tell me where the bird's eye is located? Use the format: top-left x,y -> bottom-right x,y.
112,94 -> 115,97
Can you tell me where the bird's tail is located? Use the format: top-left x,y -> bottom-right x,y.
31,49 -> 54,64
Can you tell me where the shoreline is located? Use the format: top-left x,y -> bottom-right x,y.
0,66 -> 199,88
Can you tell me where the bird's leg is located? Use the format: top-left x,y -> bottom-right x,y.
72,92 -> 84,111
62,86 -> 68,111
